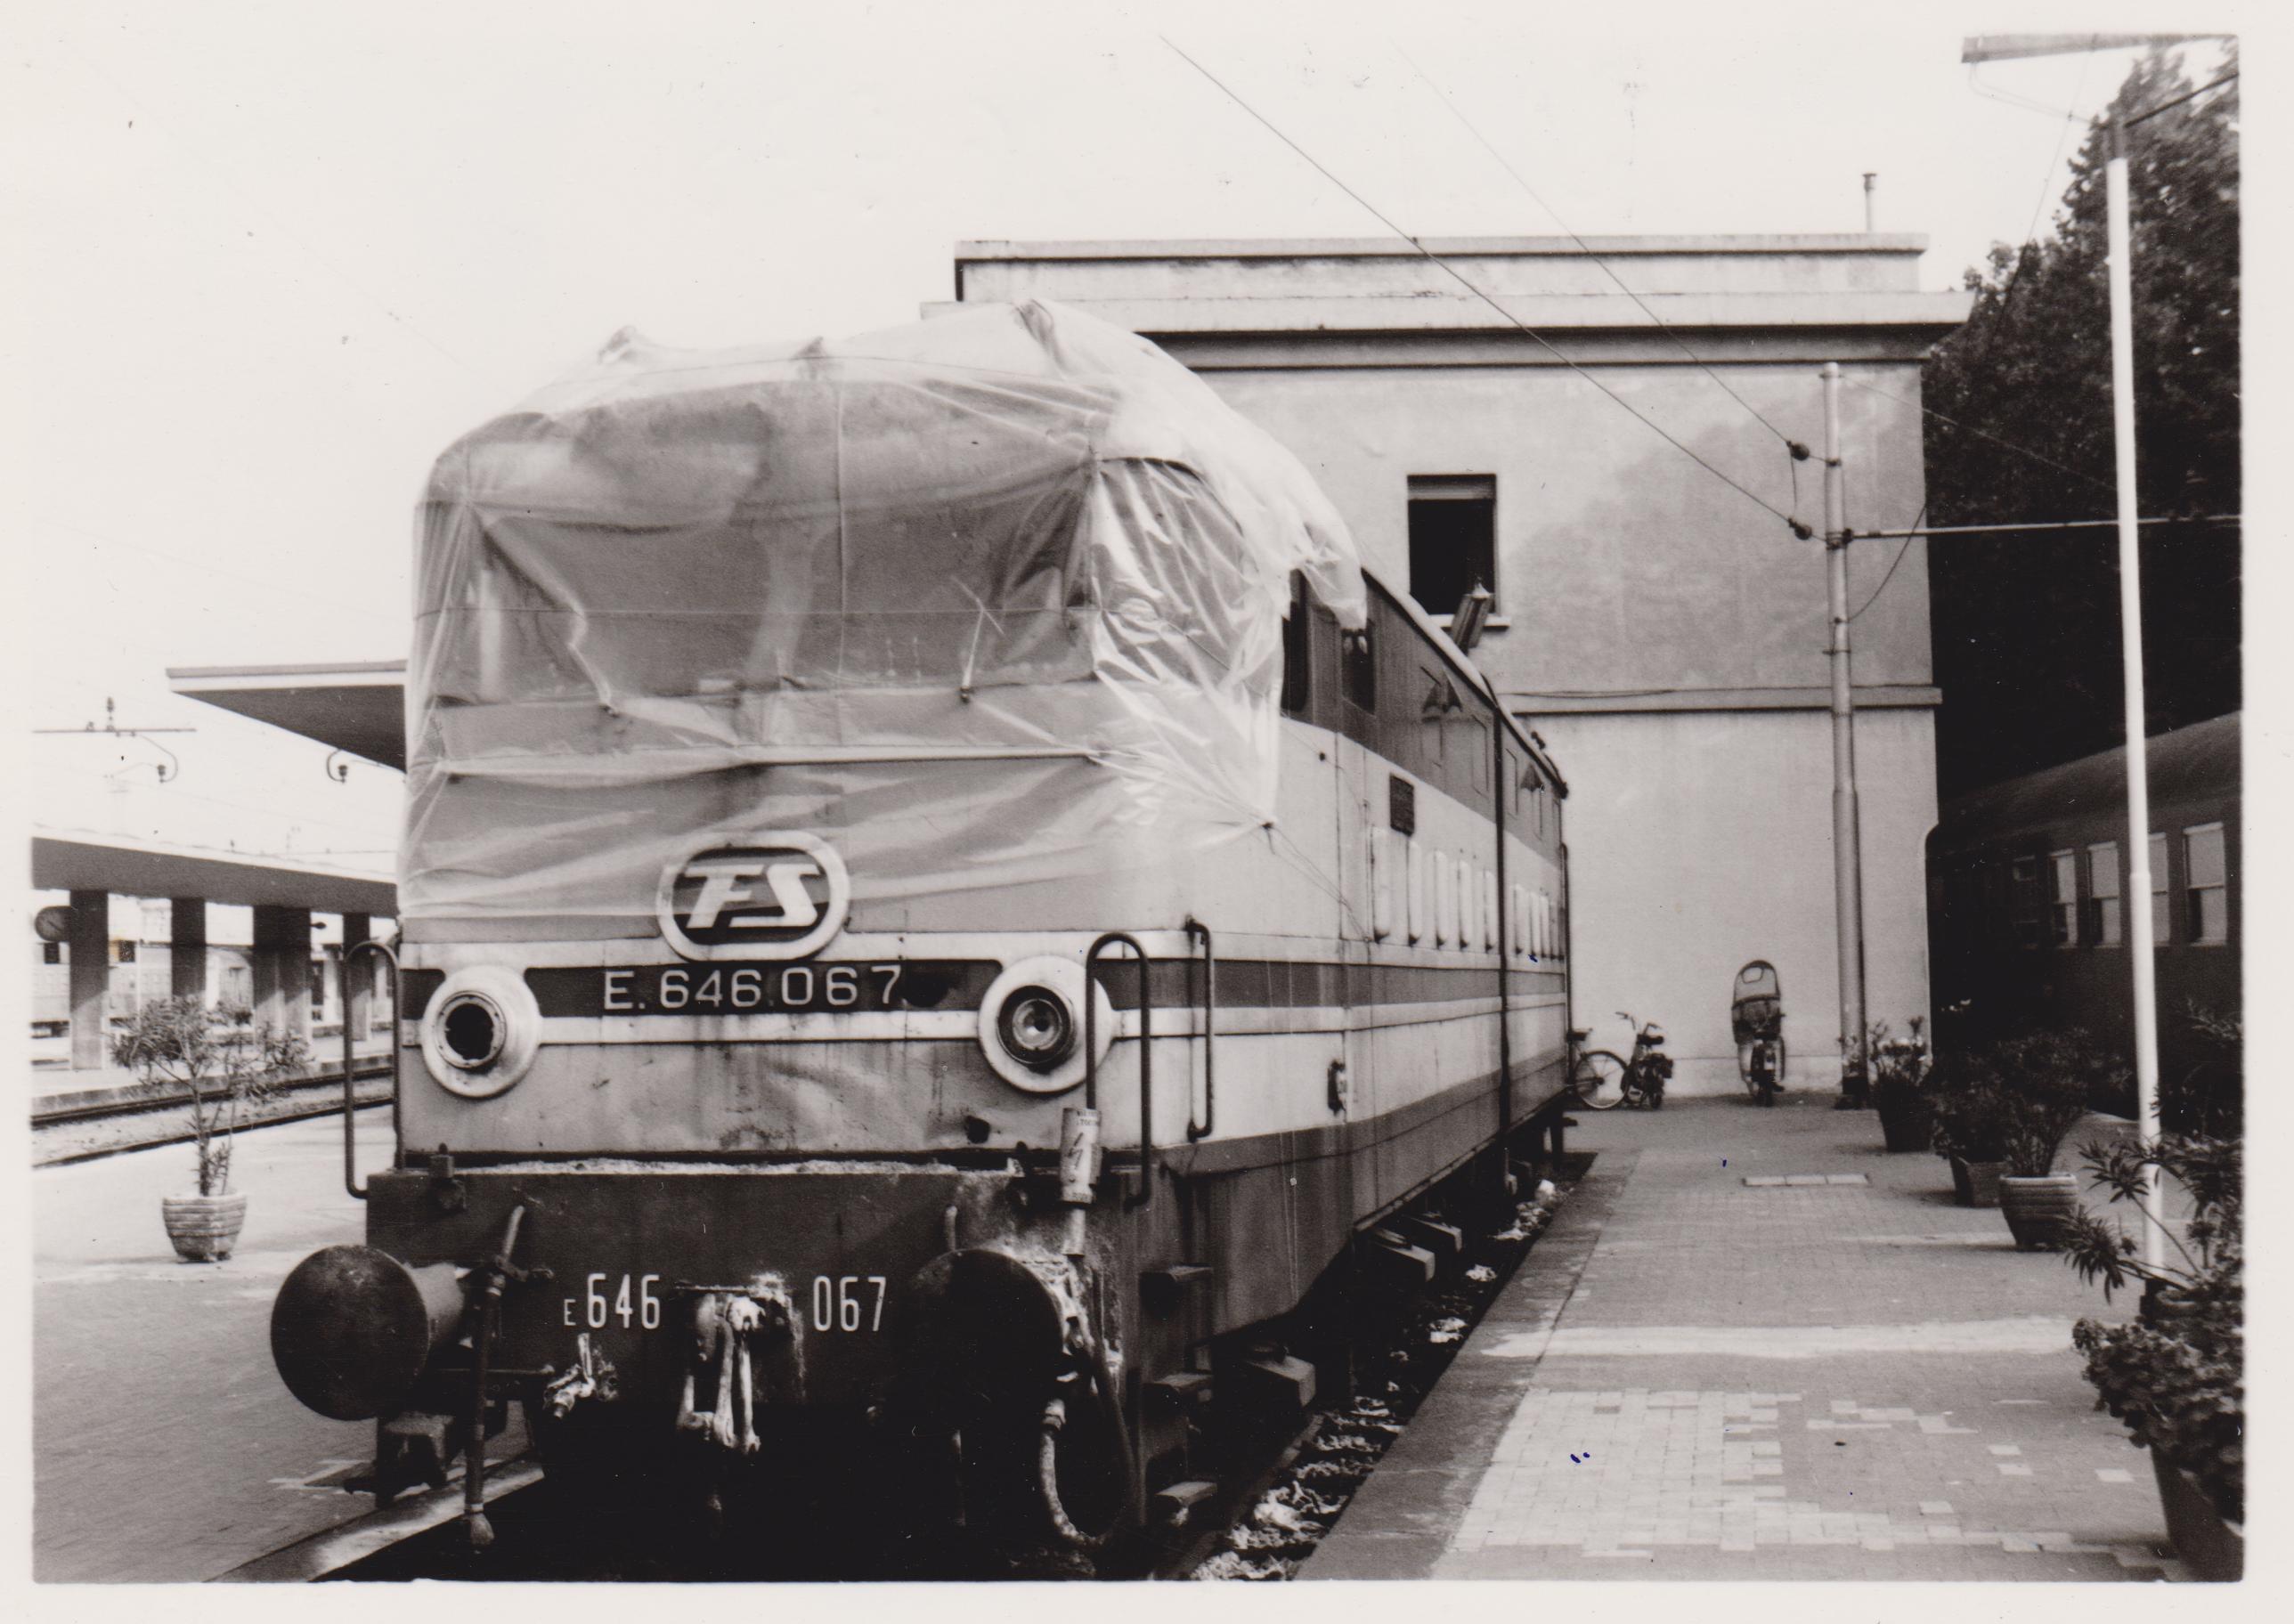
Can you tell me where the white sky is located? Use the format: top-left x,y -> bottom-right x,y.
0,0 -> 2262,887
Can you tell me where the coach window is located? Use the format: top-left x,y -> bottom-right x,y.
2087,841 -> 2121,946
1407,475 -> 1496,623
2046,850 -> 2077,947
2149,832 -> 2170,944
2184,824 -> 2227,946
2010,857 -> 2042,948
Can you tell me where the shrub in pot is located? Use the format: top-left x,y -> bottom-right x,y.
1959,1028 -> 2121,1250
111,995 -> 308,1263
1867,1019 -> 1933,1152
2063,1134 -> 2241,1578
1925,1067 -> 2013,1206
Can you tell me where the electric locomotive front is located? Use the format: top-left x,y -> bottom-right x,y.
269,301 -> 1367,1527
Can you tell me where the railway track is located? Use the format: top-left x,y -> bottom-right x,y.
33,1064 -> 395,1166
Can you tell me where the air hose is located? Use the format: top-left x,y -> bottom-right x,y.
1036,1336 -> 1136,1550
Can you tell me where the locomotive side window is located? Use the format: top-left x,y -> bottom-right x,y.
2150,832 -> 2170,944
2087,841 -> 2122,946
2047,850 -> 2078,947
2184,824 -> 2227,945
1281,571 -> 1311,717
1342,623 -> 1377,713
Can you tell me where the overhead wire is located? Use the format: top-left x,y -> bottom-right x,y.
1838,375 -> 2117,496
1392,45 -> 1811,460
1161,37 -> 1808,540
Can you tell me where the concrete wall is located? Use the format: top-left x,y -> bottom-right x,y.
1541,708 -> 1936,1093
1200,362 -> 1933,699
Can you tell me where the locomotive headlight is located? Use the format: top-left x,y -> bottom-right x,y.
979,955 -> 1113,1094
419,964 -> 542,1098
997,987 -> 1076,1070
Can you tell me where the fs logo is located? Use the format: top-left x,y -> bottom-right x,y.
655,832 -> 850,962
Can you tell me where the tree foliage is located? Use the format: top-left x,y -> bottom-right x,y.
1924,48 -> 2239,795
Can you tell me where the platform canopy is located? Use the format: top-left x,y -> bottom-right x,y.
167,660 -> 408,772
31,827 -> 396,914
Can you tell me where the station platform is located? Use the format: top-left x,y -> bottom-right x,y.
34,1110 -> 415,1581
1306,1093 -> 2191,1581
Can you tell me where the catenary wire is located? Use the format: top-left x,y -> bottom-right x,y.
1838,375 -> 2118,497
1161,38 -> 1806,538
1393,46 -> 1810,459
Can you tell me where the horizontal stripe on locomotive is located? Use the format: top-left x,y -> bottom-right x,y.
403,957 -> 1566,1020
1173,1052 -> 1573,1183
488,990 -> 1562,1047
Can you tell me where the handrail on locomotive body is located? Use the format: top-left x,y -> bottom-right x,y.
1083,931 -> 1153,1210
340,937 -> 402,1201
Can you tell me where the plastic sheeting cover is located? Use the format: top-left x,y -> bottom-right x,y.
407,300 -> 1365,930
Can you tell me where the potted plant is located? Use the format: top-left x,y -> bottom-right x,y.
1989,1029 -> 2118,1250
2063,1134 -> 2242,1579
1925,1051 -> 2014,1207
1867,1019 -> 1932,1152
111,995 -> 307,1263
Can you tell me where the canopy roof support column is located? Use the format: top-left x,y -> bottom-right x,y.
68,890 -> 110,1071
251,905 -> 313,1046
170,897 -> 208,1002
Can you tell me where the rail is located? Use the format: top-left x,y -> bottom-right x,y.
1185,918 -> 1216,1141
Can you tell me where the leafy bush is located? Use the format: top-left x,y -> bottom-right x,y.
2064,1134 -> 2242,1522
1925,1067 -> 2014,1165
1925,1028 -> 2120,1176
110,995 -> 307,1196
1867,1019 -> 1931,1129
2164,1006 -> 2242,1138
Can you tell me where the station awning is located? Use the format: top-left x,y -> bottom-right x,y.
32,828 -> 396,914
167,661 -> 408,772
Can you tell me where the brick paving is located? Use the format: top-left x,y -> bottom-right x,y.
1306,1094 -> 2192,1580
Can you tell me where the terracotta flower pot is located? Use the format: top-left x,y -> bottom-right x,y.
1997,1173 -> 2079,1250
2152,1450 -> 2242,1580
1950,1156 -> 2006,1208
163,1191 -> 248,1263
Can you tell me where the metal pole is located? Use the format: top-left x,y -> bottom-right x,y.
2106,121 -> 2165,1267
1823,361 -> 1867,1099
1862,173 -> 1877,232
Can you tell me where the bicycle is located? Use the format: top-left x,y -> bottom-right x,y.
1732,959 -> 1786,1107
1568,1012 -> 1672,1110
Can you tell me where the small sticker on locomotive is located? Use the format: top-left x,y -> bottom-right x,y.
657,832 -> 850,961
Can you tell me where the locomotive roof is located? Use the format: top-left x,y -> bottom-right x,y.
1933,711 -> 2239,853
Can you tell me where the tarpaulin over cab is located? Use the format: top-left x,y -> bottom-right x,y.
404,299 -> 1365,932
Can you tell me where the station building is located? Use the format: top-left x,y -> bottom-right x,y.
940,237 -> 1968,1090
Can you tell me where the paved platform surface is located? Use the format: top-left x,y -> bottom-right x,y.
1306,1094 -> 2197,1581
35,1111 -> 403,1581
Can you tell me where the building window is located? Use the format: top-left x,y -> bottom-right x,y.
2087,841 -> 2121,946
2010,857 -> 2042,948
2150,831 -> 2170,944
1407,475 -> 1496,621
2184,823 -> 2227,945
2047,850 -> 2077,946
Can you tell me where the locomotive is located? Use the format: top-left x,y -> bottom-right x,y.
271,299 -> 1575,1556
